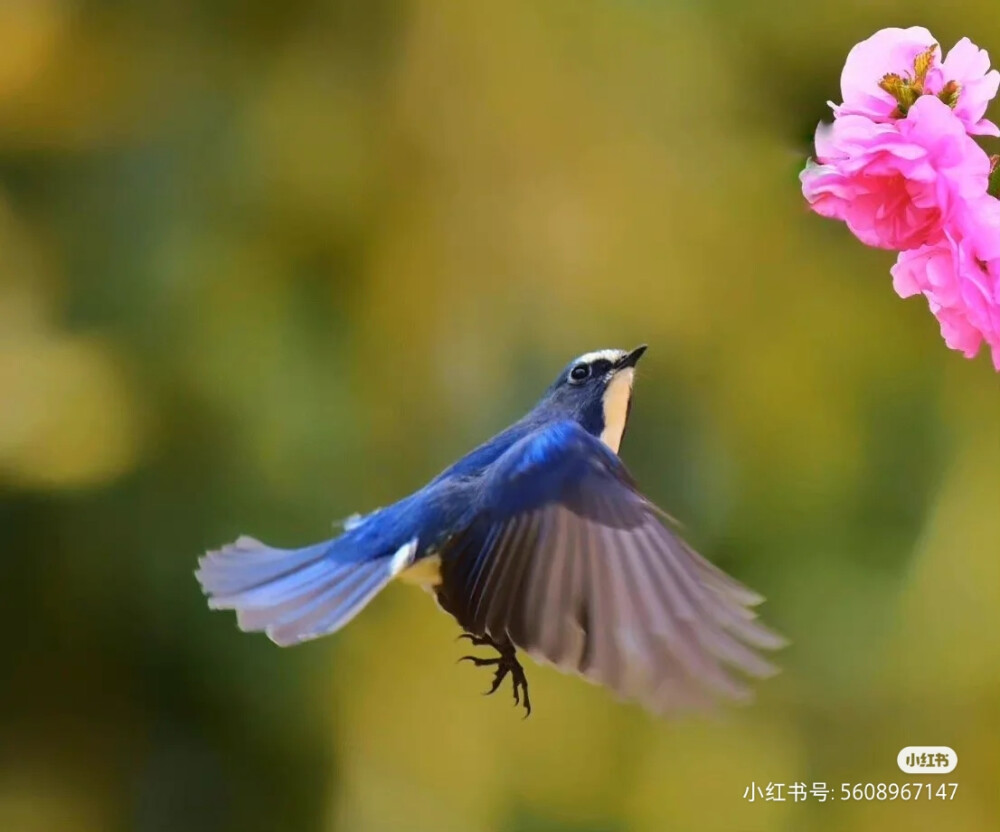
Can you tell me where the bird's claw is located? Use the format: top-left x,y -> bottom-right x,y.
456,633 -> 494,648
507,663 -> 531,718
456,633 -> 532,717
457,655 -> 499,668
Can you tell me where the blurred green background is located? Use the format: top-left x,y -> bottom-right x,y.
1,2 -> 998,831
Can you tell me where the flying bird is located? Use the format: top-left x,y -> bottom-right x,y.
196,345 -> 784,716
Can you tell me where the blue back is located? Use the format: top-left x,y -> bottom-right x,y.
342,357 -> 611,560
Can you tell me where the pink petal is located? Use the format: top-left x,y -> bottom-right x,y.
838,27 -> 939,122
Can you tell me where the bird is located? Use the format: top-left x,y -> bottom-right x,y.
196,345 -> 784,717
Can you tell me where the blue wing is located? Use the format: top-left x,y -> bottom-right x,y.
439,420 -> 785,714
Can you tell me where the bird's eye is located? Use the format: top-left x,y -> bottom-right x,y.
569,363 -> 590,383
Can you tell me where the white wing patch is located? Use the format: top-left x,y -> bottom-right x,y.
389,537 -> 420,575
600,367 -> 634,453
341,513 -> 366,531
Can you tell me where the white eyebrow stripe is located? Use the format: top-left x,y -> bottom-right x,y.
575,349 -> 626,366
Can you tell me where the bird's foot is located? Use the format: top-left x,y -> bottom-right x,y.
457,634 -> 531,717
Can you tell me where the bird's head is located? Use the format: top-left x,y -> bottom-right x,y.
538,345 -> 647,453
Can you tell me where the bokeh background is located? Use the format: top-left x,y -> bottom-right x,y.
2,2 -> 998,831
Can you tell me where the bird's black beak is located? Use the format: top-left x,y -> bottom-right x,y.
615,344 -> 647,370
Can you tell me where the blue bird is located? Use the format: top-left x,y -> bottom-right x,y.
196,345 -> 784,716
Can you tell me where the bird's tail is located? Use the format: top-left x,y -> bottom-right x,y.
195,534 -> 418,646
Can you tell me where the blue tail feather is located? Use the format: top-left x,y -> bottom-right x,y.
196,534 -> 418,647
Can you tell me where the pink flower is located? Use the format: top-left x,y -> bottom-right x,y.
801,96 -> 991,250
938,38 -> 1000,137
833,27 -> 1000,136
891,198 -> 1000,368
835,27 -> 939,122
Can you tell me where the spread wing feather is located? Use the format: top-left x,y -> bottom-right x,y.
439,420 -> 784,714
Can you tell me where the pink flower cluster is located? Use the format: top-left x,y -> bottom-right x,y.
801,27 -> 1000,370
